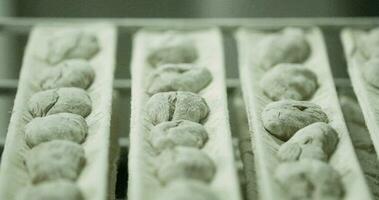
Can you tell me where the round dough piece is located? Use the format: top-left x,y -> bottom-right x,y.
25,113 -> 88,147
150,120 -> 208,152
157,147 -> 216,184
16,180 -> 84,200
147,33 -> 198,67
28,87 -> 92,118
25,140 -> 85,183
275,159 -> 343,200
146,91 -> 209,125
278,122 -> 338,162
339,95 -> 366,126
146,64 -> 212,95
262,100 -> 328,141
40,59 -> 95,90
47,30 -> 99,64
258,28 -> 311,69
362,58 -> 379,88
260,63 -> 318,101
359,28 -> 379,59
157,180 -> 219,200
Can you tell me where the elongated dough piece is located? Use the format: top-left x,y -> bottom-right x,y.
339,94 -> 379,198
230,89 -> 258,200
156,180 -> 219,200
341,28 -> 379,159
25,140 -> 85,184
236,27 -> 373,200
128,29 -> 241,200
25,113 -> 88,147
28,87 -> 92,118
16,180 -> 84,200
0,24 -> 117,200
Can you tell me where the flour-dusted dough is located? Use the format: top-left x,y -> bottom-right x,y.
339,95 -> 366,126
275,159 -> 343,200
39,59 -> 95,90
28,87 -> 92,118
25,113 -> 88,147
262,100 -> 328,141
146,64 -> 212,95
156,147 -> 216,184
146,91 -> 209,125
358,28 -> 379,59
25,140 -> 85,184
157,180 -> 219,200
355,149 -> 379,198
260,63 -> 318,101
278,122 -> 338,162
342,29 -> 379,199
362,58 -> 379,88
347,123 -> 375,152
257,28 -> 310,70
237,27 -> 373,200
338,91 -> 379,198
0,24 -> 117,200
150,120 -> 208,152
16,180 -> 84,200
147,33 -> 198,67
47,30 -> 99,64
339,95 -> 374,151
129,29 -> 241,200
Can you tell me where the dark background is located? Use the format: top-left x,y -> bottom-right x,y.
11,0 -> 379,18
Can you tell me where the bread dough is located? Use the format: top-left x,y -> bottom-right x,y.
146,91 -> 209,125
348,122 -> 375,151
260,63 -> 318,101
156,147 -> 216,184
25,113 -> 88,147
16,180 -> 83,200
25,140 -> 85,183
339,94 -> 379,198
339,95 -> 374,151
362,58 -> 379,88
146,64 -> 212,95
40,59 -> 95,90
257,28 -> 310,70
278,122 -> 338,162
157,180 -> 218,200
355,149 -> 379,197
339,95 -> 366,126
147,33 -> 198,67
262,100 -> 328,141
47,30 -> 99,64
275,159 -> 343,200
150,120 -> 208,152
28,87 -> 92,118
358,28 -> 379,59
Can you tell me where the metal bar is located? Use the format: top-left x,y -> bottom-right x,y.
0,79 -> 240,90
0,137 -> 130,150
0,78 -> 352,90
0,17 -> 378,27
0,79 -> 18,89
0,79 -> 134,90
334,78 -> 352,87
114,79 -> 131,90
0,17 -> 378,34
